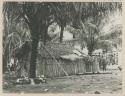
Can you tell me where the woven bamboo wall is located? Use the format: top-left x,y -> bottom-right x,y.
37,58 -> 90,78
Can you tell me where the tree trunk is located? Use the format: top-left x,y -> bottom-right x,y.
3,55 -> 7,73
60,25 -> 64,43
29,25 -> 40,78
88,51 -> 92,56
43,26 -> 48,45
3,45 -> 9,73
88,47 -> 93,56
29,38 -> 39,78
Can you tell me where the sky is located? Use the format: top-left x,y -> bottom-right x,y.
101,9 -> 122,35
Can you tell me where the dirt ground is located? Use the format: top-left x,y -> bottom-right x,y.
3,69 -> 122,94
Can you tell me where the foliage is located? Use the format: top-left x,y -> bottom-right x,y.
50,2 -> 73,42
2,11 -> 31,72
70,2 -> 122,55
3,2 -> 122,77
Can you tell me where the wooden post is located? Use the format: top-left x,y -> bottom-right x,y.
44,58 -> 47,77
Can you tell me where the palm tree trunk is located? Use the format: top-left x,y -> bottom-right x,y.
88,50 -> 93,56
29,39 -> 39,78
43,26 -> 48,45
3,54 -> 7,73
29,24 -> 40,78
60,25 -> 64,43
88,45 -> 94,56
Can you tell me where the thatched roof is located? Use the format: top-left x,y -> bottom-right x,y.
60,54 -> 83,61
38,42 -> 74,58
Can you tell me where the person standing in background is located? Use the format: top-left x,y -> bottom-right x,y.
92,56 -> 100,74
101,51 -> 108,71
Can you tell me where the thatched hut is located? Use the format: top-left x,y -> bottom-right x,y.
14,41 -> 97,78
37,42 -> 89,78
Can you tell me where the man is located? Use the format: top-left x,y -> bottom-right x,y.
102,58 -> 107,71
91,56 -> 100,74
101,51 -> 108,71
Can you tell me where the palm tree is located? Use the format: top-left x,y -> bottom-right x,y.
81,15 -> 122,55
50,2 -> 72,42
70,2 -> 122,55
3,2 -> 52,78
3,2 -> 71,78
2,10 -> 31,72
